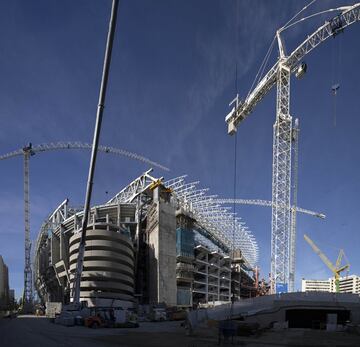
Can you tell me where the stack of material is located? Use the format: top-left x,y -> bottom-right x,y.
45,302 -> 62,318
54,305 -> 90,327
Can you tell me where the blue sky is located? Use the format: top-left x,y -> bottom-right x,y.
0,0 -> 359,298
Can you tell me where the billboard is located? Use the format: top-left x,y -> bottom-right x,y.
276,283 -> 288,294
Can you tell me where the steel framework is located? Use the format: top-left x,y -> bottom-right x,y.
289,118 -> 300,292
23,147 -> 33,307
225,3 -> 360,292
106,169 -> 161,204
271,63 -> 292,292
165,176 -> 259,267
0,142 -> 169,172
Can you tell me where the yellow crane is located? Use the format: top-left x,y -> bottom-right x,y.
303,234 -> 350,293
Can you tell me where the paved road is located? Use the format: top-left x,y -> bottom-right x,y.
3,315 -> 358,346
0,315 -> 102,347
0,315 -> 200,347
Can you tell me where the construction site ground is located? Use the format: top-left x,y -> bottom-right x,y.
1,315 -> 360,347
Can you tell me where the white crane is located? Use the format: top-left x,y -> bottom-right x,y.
225,3 -> 360,293
0,142 -> 169,171
214,198 -> 325,220
0,141 -> 169,307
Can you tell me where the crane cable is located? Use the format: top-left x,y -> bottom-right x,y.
331,33 -> 342,127
233,68 -> 238,260
281,0 -> 317,31
246,0 -> 318,101
257,37 -> 276,84
247,35 -> 276,100
233,0 -> 239,259
229,0 -> 239,321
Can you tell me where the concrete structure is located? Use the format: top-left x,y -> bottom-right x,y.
302,279 -> 331,293
34,171 -> 259,308
302,276 -> 360,295
191,245 -> 231,305
331,275 -> 360,294
0,255 -> 9,309
188,292 -> 360,331
69,228 -> 135,307
147,186 -> 177,306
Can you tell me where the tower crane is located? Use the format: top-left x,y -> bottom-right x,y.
225,3 -> 360,293
220,118 -> 317,292
215,198 -> 325,220
0,141 -> 169,308
304,234 -> 350,293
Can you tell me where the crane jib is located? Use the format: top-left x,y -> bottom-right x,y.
226,3 -> 360,132
0,142 -> 169,171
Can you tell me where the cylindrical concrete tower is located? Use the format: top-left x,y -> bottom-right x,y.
69,226 -> 134,307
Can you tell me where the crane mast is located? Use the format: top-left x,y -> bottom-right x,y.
225,3 -> 360,293
289,118 -> 300,293
23,145 -> 34,310
271,62 -> 292,293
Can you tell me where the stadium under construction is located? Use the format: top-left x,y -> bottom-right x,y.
34,169 -> 260,309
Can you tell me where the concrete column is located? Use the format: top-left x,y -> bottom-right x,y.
147,198 -> 177,306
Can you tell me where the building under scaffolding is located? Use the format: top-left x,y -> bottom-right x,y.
34,170 -> 259,308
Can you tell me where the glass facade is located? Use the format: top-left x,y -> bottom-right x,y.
176,228 -> 195,258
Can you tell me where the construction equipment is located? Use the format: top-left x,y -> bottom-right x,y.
225,3 -> 360,292
0,142 -> 169,171
84,312 -> 113,329
22,144 -> 34,311
214,198 -> 325,220
84,307 -> 138,328
295,62 -> 307,79
304,234 -> 350,292
149,179 -> 163,190
0,141 -> 168,308
71,0 -> 120,305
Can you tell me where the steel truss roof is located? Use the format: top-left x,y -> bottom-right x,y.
164,176 -> 259,267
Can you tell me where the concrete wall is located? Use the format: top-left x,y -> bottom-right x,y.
188,293 -> 360,332
147,198 -> 177,306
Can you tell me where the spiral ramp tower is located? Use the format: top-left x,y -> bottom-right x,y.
69,226 -> 134,307
34,199 -> 138,308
